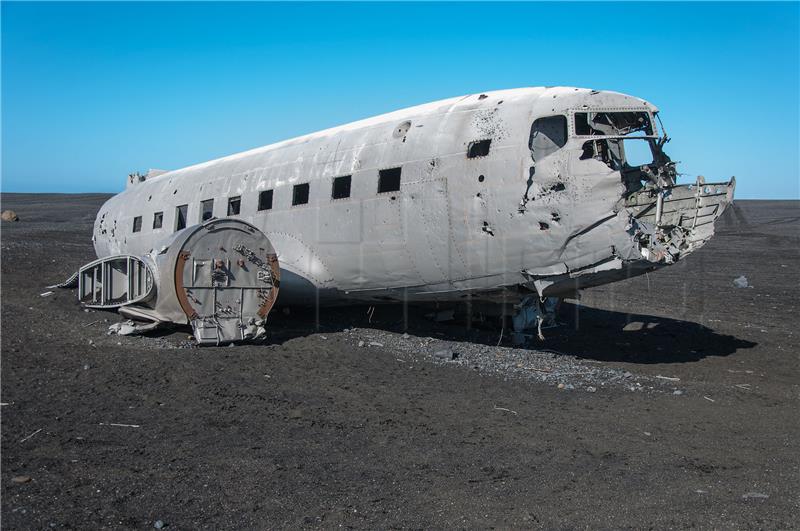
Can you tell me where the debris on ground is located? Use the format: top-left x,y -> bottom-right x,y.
11,476 -> 31,484
19,428 -> 42,443
108,321 -> 138,336
336,327 -> 674,393
733,275 -> 751,288
39,291 -> 54,298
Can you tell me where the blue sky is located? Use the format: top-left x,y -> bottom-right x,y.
2,1 -> 798,198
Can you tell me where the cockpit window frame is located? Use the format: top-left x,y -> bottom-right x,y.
569,108 -> 658,139
529,114 -> 568,161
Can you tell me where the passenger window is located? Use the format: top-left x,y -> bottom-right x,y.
175,204 -> 188,231
200,199 -> 214,222
153,211 -> 163,229
378,167 -> 401,193
530,115 -> 567,161
132,216 -> 142,233
228,196 -> 241,216
332,175 -> 352,199
292,183 -> 310,206
467,139 -> 491,158
258,189 -> 273,211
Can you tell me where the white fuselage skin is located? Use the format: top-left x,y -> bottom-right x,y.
93,87 -> 667,306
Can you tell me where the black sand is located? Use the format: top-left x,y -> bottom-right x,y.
1,194 -> 798,529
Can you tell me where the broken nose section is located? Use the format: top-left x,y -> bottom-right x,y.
628,176 -> 736,264
523,176 -> 735,298
77,219 -> 280,345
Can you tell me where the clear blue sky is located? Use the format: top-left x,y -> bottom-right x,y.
2,1 -> 798,198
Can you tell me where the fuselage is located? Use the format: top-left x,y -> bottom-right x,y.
93,87 -> 734,306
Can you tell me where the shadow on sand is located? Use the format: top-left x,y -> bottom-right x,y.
261,301 -> 756,365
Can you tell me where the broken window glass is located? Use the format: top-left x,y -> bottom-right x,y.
258,190 -> 273,211
378,167 -> 401,193
574,111 -> 653,136
579,139 -> 624,170
175,204 -> 188,231
153,211 -> 163,229
332,175 -> 352,199
132,216 -> 142,233
622,139 -> 655,167
200,199 -> 214,222
529,115 -> 567,160
227,196 -> 241,216
292,183 -> 310,206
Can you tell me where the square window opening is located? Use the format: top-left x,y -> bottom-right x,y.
175,204 -> 188,231
467,139 -> 492,158
153,211 -> 163,229
227,196 -> 241,216
332,175 -> 352,199
132,216 -> 142,233
258,189 -> 274,211
200,199 -> 214,222
378,167 -> 401,193
292,183 -> 310,206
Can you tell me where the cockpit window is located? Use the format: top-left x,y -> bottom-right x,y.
574,111 -> 653,136
529,115 -> 567,160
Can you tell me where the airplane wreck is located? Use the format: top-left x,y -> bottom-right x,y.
57,87 -> 735,344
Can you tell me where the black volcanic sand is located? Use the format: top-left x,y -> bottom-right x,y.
2,193 -> 798,529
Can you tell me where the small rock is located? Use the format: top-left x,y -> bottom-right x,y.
402,333 -> 410,339
557,383 -> 565,390
368,341 -> 383,347
586,386 -> 597,393
1,210 -> 19,222
153,520 -> 165,529
623,371 -> 633,379
733,275 -> 750,289
433,349 -> 452,360
673,390 -> 684,396
12,475 -> 31,484
288,409 -> 302,419
623,322 -> 644,332
357,341 -> 365,347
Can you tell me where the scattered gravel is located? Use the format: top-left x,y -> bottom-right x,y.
339,327 -> 670,393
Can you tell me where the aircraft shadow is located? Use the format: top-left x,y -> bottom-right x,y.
543,302 -> 757,364
264,301 -> 756,364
